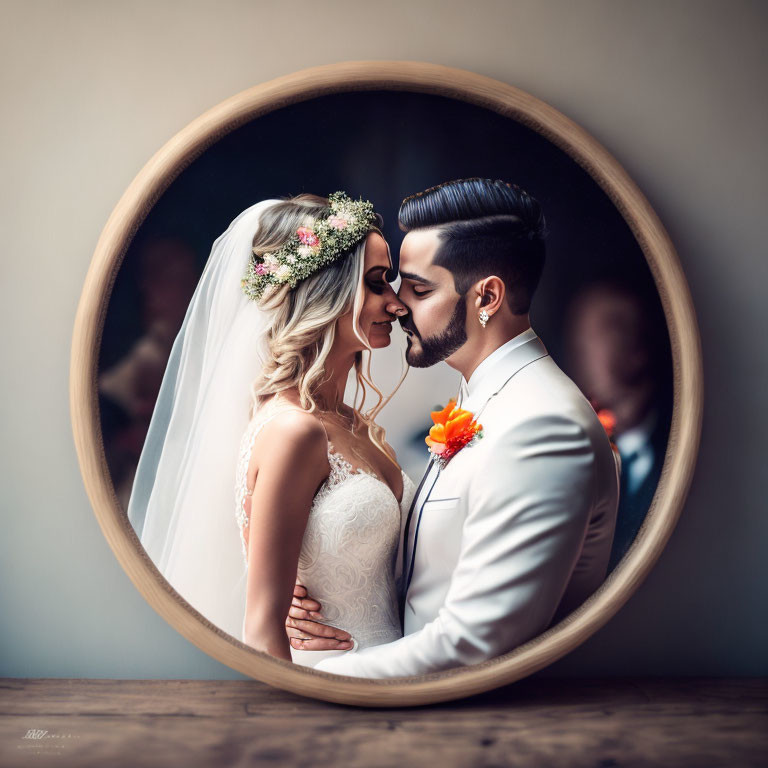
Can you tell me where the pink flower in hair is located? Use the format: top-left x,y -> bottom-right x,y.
296,226 -> 320,246
327,215 -> 349,230
254,263 -> 268,276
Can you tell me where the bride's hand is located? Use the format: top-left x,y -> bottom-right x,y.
285,583 -> 354,651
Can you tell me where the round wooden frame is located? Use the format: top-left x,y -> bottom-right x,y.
70,61 -> 702,707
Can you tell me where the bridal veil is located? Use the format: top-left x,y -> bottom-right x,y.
126,199 -> 281,639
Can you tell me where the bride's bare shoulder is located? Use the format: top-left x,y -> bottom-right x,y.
259,407 -> 325,442
247,410 -> 330,515
253,407 -> 328,468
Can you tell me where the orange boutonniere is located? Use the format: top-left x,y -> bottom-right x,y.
425,399 -> 483,468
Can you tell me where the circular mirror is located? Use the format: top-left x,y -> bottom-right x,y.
71,61 -> 702,706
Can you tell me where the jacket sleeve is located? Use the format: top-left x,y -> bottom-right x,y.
314,413 -> 595,678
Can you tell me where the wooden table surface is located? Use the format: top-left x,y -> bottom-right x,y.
1,677 -> 766,767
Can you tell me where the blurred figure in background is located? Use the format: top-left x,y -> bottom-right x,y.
98,237 -> 199,508
564,278 -> 672,573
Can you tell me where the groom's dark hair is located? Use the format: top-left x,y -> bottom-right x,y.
398,178 -> 547,314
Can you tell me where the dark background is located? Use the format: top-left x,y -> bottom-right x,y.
101,90 -> 664,368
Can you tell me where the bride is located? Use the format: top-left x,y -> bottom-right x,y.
127,191 -> 416,666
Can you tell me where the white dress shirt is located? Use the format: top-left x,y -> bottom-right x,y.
615,408 -> 658,495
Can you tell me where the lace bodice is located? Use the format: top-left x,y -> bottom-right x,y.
234,406 -> 416,664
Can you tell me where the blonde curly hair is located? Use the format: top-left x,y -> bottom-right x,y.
248,193 -> 408,470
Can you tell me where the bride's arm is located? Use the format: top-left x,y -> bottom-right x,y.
242,412 -> 330,661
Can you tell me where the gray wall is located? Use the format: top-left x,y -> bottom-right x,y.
1,0 -> 765,679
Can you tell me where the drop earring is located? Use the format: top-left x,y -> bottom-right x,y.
479,309 -> 490,328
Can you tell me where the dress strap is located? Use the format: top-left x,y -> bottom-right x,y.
244,406 -> 318,496
316,414 -> 331,445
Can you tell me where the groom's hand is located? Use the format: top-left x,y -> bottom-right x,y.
285,583 -> 354,651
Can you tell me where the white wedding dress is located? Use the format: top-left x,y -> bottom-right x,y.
234,404 -> 416,667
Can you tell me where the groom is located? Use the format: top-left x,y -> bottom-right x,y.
287,178 -> 619,677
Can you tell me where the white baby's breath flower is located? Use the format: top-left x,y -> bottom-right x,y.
275,264 -> 292,282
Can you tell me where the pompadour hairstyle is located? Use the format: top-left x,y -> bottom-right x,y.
398,178 -> 547,314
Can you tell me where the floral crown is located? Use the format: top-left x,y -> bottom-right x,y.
240,191 -> 378,301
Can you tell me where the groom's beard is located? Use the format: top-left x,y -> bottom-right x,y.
403,297 -> 467,368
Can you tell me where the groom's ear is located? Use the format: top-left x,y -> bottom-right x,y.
473,276 -> 507,315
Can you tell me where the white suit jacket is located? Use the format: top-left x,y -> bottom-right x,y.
315,329 -> 619,678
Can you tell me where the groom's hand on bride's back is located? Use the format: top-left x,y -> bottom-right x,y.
285,583 -> 354,651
